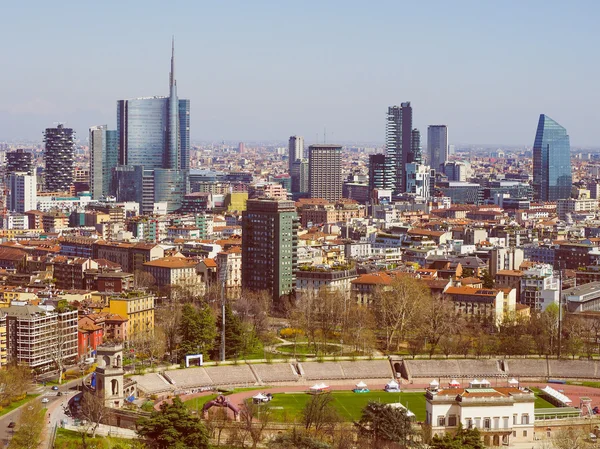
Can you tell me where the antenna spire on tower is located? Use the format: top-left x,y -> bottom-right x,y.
170,36 -> 176,88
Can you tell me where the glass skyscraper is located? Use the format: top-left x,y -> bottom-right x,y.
533,114 -> 572,202
90,125 -> 118,200
115,40 -> 190,212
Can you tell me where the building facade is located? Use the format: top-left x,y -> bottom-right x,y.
385,103 -> 413,194
44,124 -> 75,192
8,173 -> 36,213
5,149 -> 33,176
532,114 -> 571,202
308,144 -> 343,201
90,125 -> 118,200
242,199 -> 299,305
428,125 -> 449,171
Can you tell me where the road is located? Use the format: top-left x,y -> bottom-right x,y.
0,378 -> 84,449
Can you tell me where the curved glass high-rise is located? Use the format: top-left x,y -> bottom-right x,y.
115,39 -> 190,212
533,114 -> 571,202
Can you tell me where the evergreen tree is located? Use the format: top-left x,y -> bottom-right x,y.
137,396 -> 209,449
430,425 -> 485,449
356,401 -> 418,446
178,303 -> 217,361
215,303 -> 247,359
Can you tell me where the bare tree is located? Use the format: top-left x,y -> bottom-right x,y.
133,270 -> 156,291
552,427 -> 595,449
8,400 -> 44,449
302,392 -> 340,434
79,390 -> 109,442
49,322 -> 71,385
343,304 -> 376,355
156,303 -> 181,364
419,296 -> 458,358
372,276 -> 430,351
240,401 -> 272,449
0,365 -> 31,406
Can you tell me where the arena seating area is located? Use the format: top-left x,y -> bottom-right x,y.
338,360 -> 394,379
203,365 -> 257,385
164,367 -> 214,388
548,360 -> 598,379
131,373 -> 174,394
504,360 -> 548,378
300,362 -> 346,380
251,363 -> 299,383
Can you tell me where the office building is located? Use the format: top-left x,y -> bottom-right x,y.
242,199 -> 299,305
291,159 -> 308,193
8,173 -> 36,213
90,125 -> 118,200
520,264 -> 558,311
5,305 -> 77,370
411,128 -> 422,164
116,40 -> 190,212
442,161 -> 468,182
405,163 -> 432,199
308,144 -> 342,201
288,136 -> 304,172
428,125 -> 449,171
532,114 -> 571,201
385,103 -> 413,194
5,149 -> 33,176
369,154 -> 392,192
44,124 -> 75,192
436,181 -> 484,205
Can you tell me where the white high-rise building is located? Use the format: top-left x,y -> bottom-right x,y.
428,125 -> 449,171
406,163 -> 432,199
8,172 -> 37,213
288,136 -> 305,172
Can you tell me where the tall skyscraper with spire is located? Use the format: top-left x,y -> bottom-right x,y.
114,39 -> 190,213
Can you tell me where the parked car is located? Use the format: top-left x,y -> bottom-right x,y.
7,422 -> 15,428
41,398 -> 49,404
51,386 -> 59,391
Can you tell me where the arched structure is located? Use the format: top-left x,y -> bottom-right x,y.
202,395 -> 240,420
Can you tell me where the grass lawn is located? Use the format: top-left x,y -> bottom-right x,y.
266,390 -> 427,423
569,381 -> 600,389
54,428 -> 133,449
0,394 -> 40,418
530,388 -> 557,409
184,387 -> 265,412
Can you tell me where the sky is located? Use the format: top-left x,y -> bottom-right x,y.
1,0 -> 599,146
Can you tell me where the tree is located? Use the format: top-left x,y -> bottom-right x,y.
0,365 -> 31,407
8,401 -> 44,449
133,270 -> 156,291
551,427 -> 595,449
131,328 -> 166,367
216,303 -> 246,359
419,296 -> 458,358
268,428 -> 331,449
302,392 -> 340,433
563,316 -> 585,359
137,396 -> 209,449
240,401 -> 272,449
235,289 -> 270,341
79,391 -> 109,446
156,303 -> 181,364
343,305 -> 376,355
178,303 -> 217,362
480,270 -> 494,289
355,401 -> 418,447
373,276 -> 430,351
430,424 -> 484,449
50,317 -> 72,385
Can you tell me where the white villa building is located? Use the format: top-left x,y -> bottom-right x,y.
425,380 -> 535,447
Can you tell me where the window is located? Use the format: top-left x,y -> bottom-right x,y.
523,431 -> 528,437
466,418 -> 473,429
474,418 -> 481,429
503,417 -> 509,428
484,418 -> 491,429
513,414 -> 517,425
437,416 -> 446,427
448,415 -> 457,427
521,414 -> 529,425
493,417 -> 499,429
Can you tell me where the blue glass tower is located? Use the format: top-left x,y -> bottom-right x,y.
533,114 -> 572,202
116,39 -> 190,212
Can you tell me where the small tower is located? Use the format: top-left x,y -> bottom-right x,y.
95,343 -> 125,408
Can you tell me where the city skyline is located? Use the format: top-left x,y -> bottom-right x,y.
1,1 -> 599,146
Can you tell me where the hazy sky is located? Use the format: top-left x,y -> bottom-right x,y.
1,0 -> 599,146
